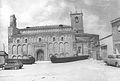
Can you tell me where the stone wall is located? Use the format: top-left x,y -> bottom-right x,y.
8,32 -> 74,60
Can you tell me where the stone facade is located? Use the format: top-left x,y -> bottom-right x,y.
8,12 -> 99,61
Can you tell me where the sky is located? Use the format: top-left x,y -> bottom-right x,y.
0,0 -> 120,52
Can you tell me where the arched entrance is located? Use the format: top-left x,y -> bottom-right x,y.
36,49 -> 44,61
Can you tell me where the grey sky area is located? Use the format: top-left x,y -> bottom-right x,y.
0,0 -> 120,51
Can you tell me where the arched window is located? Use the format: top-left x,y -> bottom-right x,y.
12,45 -> 17,54
65,52 -> 69,57
28,44 -> 32,55
49,54 -> 53,60
53,37 -> 55,41
54,53 -> 58,57
25,39 -> 27,43
39,38 -> 41,42
75,16 -> 78,20
17,39 -> 20,43
78,46 -> 81,53
12,55 -> 17,59
75,16 -> 79,23
61,37 -> 64,41
22,44 -> 27,55
49,43 -> 53,54
64,42 -> 69,53
59,42 -> 64,53
53,43 -> 59,54
17,55 -> 22,59
17,45 -> 22,55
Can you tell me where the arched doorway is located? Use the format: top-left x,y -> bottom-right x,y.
36,49 -> 44,61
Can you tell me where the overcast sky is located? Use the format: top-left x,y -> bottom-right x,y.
0,0 -> 120,52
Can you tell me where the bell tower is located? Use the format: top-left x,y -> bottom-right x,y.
70,11 -> 84,33
10,14 -> 17,28
8,14 -> 18,37
8,14 -> 19,43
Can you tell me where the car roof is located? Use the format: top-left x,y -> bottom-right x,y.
6,59 -> 20,62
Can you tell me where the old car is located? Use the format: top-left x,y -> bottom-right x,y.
2,59 -> 23,70
20,55 -> 35,64
104,55 -> 120,67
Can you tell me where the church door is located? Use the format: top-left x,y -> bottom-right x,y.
36,49 -> 44,61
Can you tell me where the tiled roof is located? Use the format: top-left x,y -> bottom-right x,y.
111,17 -> 120,24
99,34 -> 112,41
20,25 -> 72,31
0,51 -> 8,56
12,31 -> 74,37
75,33 -> 99,37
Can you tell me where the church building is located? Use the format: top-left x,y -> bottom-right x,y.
8,12 -> 100,61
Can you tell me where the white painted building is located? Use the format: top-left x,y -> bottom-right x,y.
100,17 -> 120,59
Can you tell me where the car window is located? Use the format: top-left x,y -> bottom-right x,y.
116,55 -> 120,58
108,55 -> 114,58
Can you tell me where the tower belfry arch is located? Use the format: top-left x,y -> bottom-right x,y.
70,10 -> 84,33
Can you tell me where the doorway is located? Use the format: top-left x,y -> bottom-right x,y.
36,49 -> 44,61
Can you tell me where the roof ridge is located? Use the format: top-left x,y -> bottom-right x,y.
111,17 -> 120,23
27,24 -> 71,28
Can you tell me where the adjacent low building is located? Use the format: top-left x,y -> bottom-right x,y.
0,51 -> 8,66
100,17 -> 120,59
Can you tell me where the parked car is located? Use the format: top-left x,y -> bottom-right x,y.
104,55 -> 120,67
2,59 -> 23,70
20,55 -> 35,64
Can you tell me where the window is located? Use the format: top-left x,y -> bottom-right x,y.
108,55 -> 114,59
116,55 -> 120,58
78,46 -> 81,53
53,37 -> 55,41
25,39 -> 27,43
39,38 -> 41,42
75,16 -> 79,23
61,37 -> 64,41
76,31 -> 79,33
17,39 -> 20,43
117,25 -> 120,32
101,45 -> 107,49
75,16 -> 78,20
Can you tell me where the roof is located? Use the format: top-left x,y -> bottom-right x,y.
75,33 -> 99,37
111,17 -> 120,24
12,31 -> 74,37
99,34 -> 112,41
0,51 -> 8,56
20,25 -> 72,31
70,12 -> 83,15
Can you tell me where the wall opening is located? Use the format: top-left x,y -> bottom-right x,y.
36,49 -> 44,61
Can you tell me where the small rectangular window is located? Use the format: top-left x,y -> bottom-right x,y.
61,37 -> 63,41
53,37 -> 55,41
17,40 -> 20,43
25,39 -> 27,43
39,38 -> 41,42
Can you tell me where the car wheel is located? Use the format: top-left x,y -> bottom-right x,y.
19,66 -> 21,69
115,62 -> 119,67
